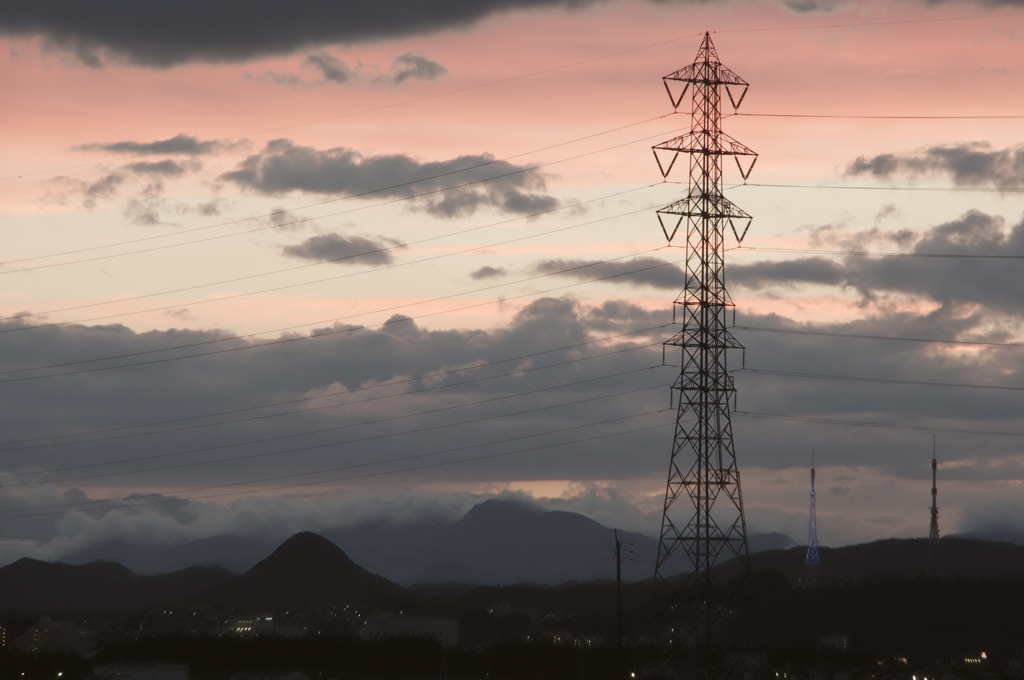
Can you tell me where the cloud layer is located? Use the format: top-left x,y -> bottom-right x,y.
281,233 -> 406,266
732,210 -> 1024,314
221,139 -> 558,218
0,1 -> 605,67
74,134 -> 233,157
848,142 -> 1024,189
252,51 -> 447,88
533,256 -> 687,288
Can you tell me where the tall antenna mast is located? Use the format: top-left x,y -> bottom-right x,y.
805,450 -> 822,569
651,32 -> 757,653
927,436 -> 941,577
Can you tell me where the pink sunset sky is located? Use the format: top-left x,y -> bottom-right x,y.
2,0 -> 1024,566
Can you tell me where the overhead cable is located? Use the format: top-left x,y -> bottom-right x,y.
735,325 -> 1024,349
3,381 -> 664,490
0,326 -> 664,450
0,250 -> 683,383
0,417 -> 669,520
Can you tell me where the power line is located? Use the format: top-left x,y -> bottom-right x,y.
0,251 -> 683,384
735,410 -> 1024,439
0,326 -> 663,450
716,11 -> 1024,34
734,112 -> 1024,120
4,382 -> 664,490
735,325 -> 1024,349
739,182 -> 1024,193
0,34 -> 702,184
7,7 -> 1020,187
0,418 -> 669,520
2,184 -> 661,326
2,119 -> 676,271
737,367 -> 1024,393
733,245 -> 1024,259
1,346 -> 656,465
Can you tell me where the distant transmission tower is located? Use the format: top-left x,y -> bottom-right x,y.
651,32 -> 757,653
927,436 -> 941,577
805,451 -> 822,569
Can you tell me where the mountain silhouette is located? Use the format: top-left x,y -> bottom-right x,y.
61,533 -> 273,575
706,536 -> 1024,582
0,558 -> 235,612
192,531 -> 410,607
324,497 -> 793,586
324,497 -> 659,585
43,498 -> 791,583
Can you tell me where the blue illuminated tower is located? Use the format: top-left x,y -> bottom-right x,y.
805,451 -> 822,569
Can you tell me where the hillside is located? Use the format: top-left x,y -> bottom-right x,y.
191,531 -> 412,608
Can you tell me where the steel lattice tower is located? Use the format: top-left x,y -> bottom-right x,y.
651,32 -> 757,651
927,437 -> 941,577
805,452 -> 822,569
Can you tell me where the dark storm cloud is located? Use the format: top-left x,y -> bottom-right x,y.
848,142 -> 1024,189
45,158 -> 207,225
302,51 -> 354,84
532,257 -> 686,289
74,134 -> 230,157
81,172 -> 126,208
730,257 -> 846,290
0,296 -> 667,491
804,223 -> 917,251
733,211 -> 1024,315
8,293 -> 1024,553
580,300 -> 669,334
780,0 -> 845,11
124,159 -> 189,177
927,0 -> 1024,6
281,233 -> 405,266
377,52 -> 448,86
731,303 -> 1024,482
252,51 -> 446,89
0,297 -> 673,559
220,139 -> 558,218
470,266 -> 507,280
0,1 -> 611,68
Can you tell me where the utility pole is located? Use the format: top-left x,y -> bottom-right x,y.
805,450 -> 822,569
651,32 -> 757,657
615,529 -> 624,680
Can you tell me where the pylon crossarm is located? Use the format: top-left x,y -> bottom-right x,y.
663,61 -> 749,89
656,194 -> 752,220
652,131 -> 757,159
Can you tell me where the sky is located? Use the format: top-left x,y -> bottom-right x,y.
3,0 -> 1024,569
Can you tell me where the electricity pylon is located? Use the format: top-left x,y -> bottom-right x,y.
651,32 -> 757,655
805,451 -> 822,569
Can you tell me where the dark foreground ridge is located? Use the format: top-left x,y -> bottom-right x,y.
192,530 -> 411,607
0,558 -> 235,612
0,531 -> 410,613
4,533 -> 1024,680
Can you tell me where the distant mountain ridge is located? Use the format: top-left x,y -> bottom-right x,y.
324,498 -> 795,586
0,532 -> 411,613
6,530 -> 1024,613
0,559 -> 235,612
322,498 -> 658,585
54,498 -> 794,584
61,534 -> 273,575
713,536 -> 1024,582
